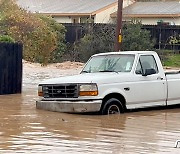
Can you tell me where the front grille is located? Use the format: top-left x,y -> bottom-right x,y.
42,84 -> 78,98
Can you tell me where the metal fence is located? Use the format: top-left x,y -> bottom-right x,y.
63,23 -> 180,51
0,43 -> 23,95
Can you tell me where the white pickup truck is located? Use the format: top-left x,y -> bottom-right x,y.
37,51 -> 180,114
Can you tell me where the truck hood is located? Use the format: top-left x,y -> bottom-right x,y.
39,72 -> 132,85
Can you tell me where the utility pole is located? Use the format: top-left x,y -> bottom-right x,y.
115,0 -> 123,52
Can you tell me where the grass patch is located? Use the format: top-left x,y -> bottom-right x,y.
163,54 -> 180,67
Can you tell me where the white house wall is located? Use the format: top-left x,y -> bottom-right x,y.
53,16 -> 72,23
140,17 -> 180,25
123,0 -> 135,8
95,0 -> 134,23
51,0 -> 135,23
175,18 -> 180,25
95,5 -> 118,23
123,17 -> 180,25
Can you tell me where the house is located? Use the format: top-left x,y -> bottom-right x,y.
17,0 -> 135,24
110,1 -> 180,25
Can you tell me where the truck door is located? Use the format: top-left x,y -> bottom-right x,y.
126,55 -> 167,109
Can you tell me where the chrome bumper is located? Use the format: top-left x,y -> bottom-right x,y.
36,100 -> 102,113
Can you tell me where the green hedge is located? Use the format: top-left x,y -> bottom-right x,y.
0,35 -> 15,43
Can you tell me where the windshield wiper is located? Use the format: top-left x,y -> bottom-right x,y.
81,70 -> 90,73
99,70 -> 119,73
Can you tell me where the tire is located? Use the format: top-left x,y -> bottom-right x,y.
101,98 -> 124,115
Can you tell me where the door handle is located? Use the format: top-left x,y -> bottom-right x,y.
124,87 -> 130,91
157,77 -> 163,80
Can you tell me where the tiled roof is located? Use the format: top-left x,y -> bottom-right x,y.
17,0 -> 118,14
123,1 -> 180,16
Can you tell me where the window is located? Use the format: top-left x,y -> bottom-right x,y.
136,55 -> 158,75
82,54 -> 135,73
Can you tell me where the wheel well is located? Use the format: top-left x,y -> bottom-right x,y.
101,93 -> 126,111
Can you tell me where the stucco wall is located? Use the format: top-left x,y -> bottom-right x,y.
123,17 -> 180,25
95,0 -> 134,23
95,5 -> 118,23
123,0 -> 135,8
53,16 -> 72,23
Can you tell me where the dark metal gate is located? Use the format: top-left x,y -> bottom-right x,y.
0,43 -> 22,95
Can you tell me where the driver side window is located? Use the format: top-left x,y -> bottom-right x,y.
135,55 -> 158,75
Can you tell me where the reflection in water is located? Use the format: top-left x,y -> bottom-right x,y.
0,66 -> 180,153
1,91 -> 180,154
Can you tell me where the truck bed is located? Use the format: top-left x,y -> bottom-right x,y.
165,70 -> 180,75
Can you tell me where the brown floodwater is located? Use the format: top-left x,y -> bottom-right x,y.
0,65 -> 180,153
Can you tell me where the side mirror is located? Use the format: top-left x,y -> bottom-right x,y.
142,68 -> 156,76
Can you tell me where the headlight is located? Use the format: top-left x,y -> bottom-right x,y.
38,85 -> 43,96
79,84 -> 98,96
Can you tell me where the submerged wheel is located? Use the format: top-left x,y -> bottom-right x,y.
101,98 -> 124,115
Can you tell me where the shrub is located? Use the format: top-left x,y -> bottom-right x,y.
68,20 -> 155,62
0,0 -> 66,65
0,35 -> 15,43
38,15 -> 67,63
122,19 -> 155,51
64,24 -> 116,62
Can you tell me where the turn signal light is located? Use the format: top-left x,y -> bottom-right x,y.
38,85 -> 43,97
38,92 -> 43,97
79,91 -> 98,96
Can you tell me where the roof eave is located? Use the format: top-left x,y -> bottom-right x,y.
91,1 -> 118,15
41,13 -> 92,17
37,1 -> 118,17
111,14 -> 180,18
123,14 -> 180,18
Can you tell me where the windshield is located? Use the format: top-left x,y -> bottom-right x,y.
82,54 -> 135,73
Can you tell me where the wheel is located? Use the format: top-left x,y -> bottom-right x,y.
101,98 -> 124,115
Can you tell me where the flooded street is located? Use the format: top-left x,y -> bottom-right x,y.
0,63 -> 180,153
